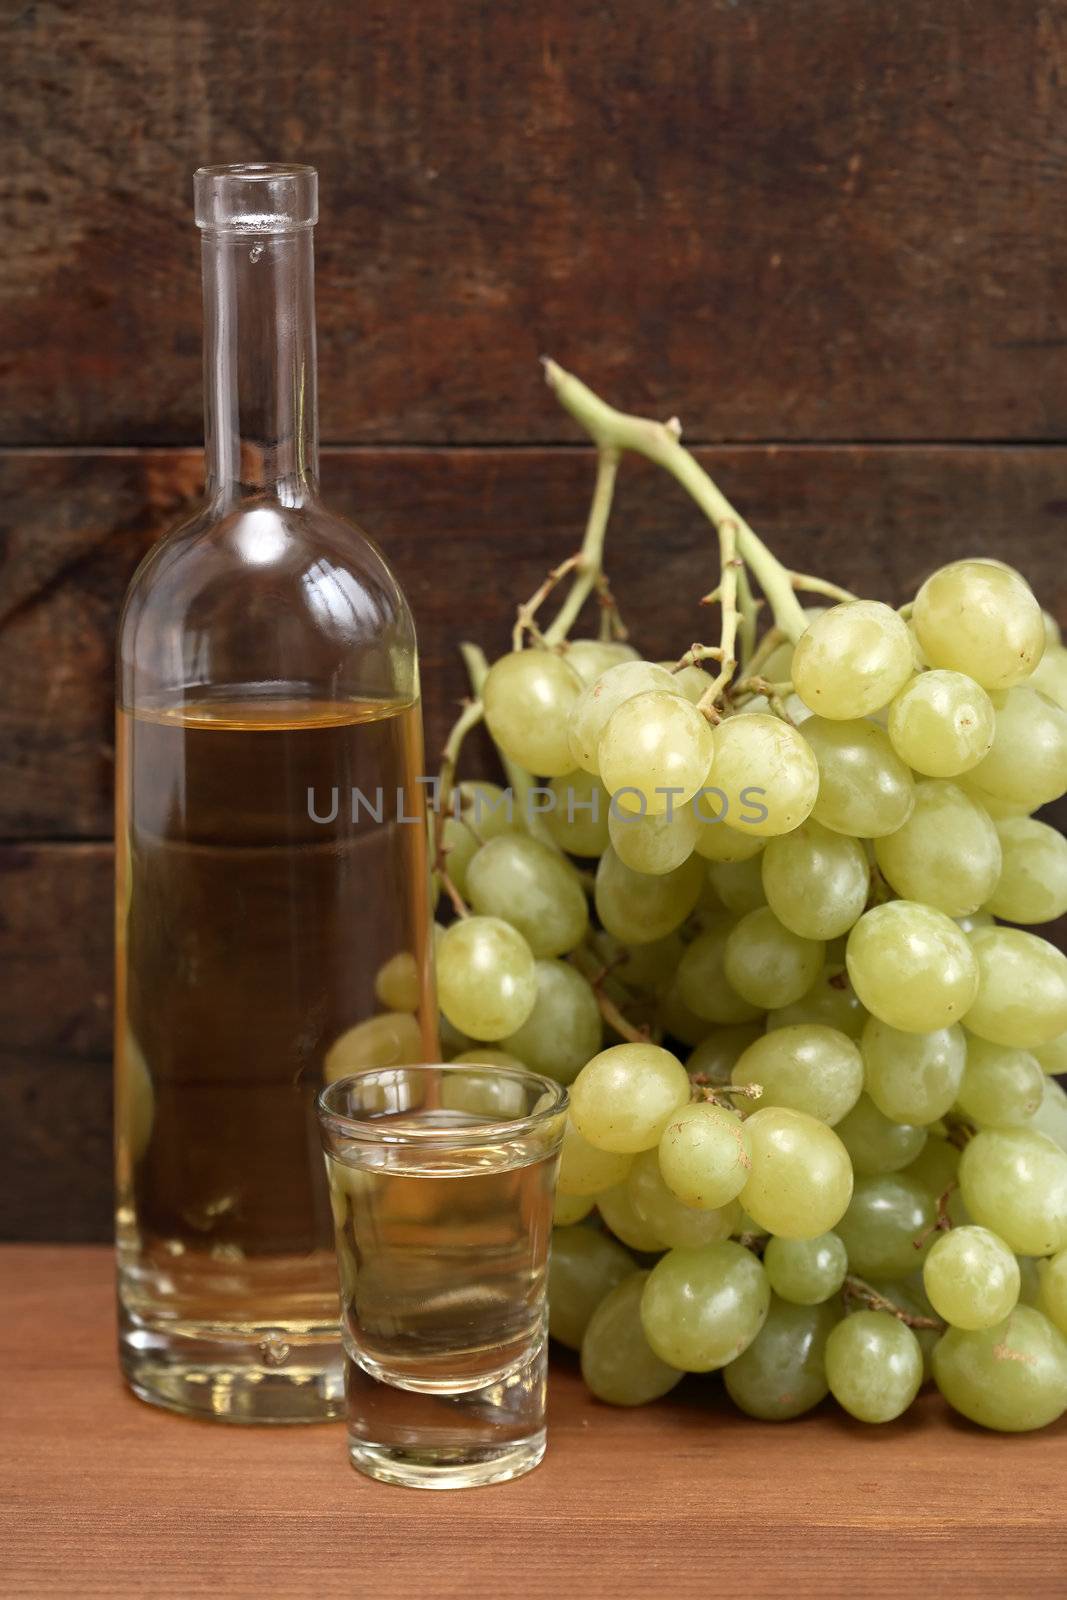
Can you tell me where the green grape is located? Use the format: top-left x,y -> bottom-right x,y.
912,559 -> 1045,690
761,820 -> 870,941
548,1225 -> 634,1349
500,959 -> 602,1086
724,907 -> 824,1010
596,1182 -> 668,1251
1036,1031 -> 1067,1077
570,1042 -> 690,1153
861,1016 -> 966,1124
724,1296 -> 840,1420
836,1094 -> 927,1176
552,1189 -> 595,1225
709,713 -> 820,837
958,1127 -> 1067,1255
685,1023 -> 765,1085
836,1173 -> 936,1278
675,916 -> 764,1025
373,950 -> 422,1013
731,1024 -> 863,1126
568,660 -> 682,775
985,817 -> 1067,924
628,1149 -> 740,1248
1037,1251 -> 1067,1336
482,648 -> 584,776
581,1272 -> 685,1406
763,1232 -> 849,1305
803,716 -> 915,838
792,600 -> 914,720
557,1116 -> 633,1196
1031,643 -> 1067,710
825,1311 -> 923,1423
741,1107 -> 854,1238
903,1133 -> 961,1199
922,1225 -> 1020,1330
438,780 -> 517,897
657,1101 -> 753,1209
692,807 -> 767,862
706,855 -> 768,914
659,660 -> 715,703
767,963 -> 868,1039
887,669 -> 996,776
965,927 -> 1067,1048
466,833 -> 589,958
595,845 -> 705,945
563,638 -> 638,684
846,902 -> 978,1033
957,1036 -> 1045,1128
543,770 -> 611,857
967,686 -> 1067,809
436,916 -> 538,1040
873,781 -> 1001,918
1030,1076 -> 1067,1153
640,1241 -> 771,1370
608,796 -> 700,874
599,691 -> 715,815
933,1306 -> 1067,1431
1043,610 -> 1063,648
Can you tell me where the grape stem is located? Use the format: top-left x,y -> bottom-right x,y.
914,1182 -> 959,1250
690,1075 -> 764,1109
543,361 -> 812,702
509,445 -> 626,652
568,949 -> 650,1044
736,564 -> 760,671
842,1275 -> 946,1332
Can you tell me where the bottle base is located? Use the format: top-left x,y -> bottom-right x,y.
119,1308 -> 345,1424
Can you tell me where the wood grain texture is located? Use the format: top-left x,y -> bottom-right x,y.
5,0 -> 1067,446
1,1246 -> 1065,1599
3,442 -> 1067,839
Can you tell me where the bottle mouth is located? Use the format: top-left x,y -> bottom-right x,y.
194,163 -> 318,235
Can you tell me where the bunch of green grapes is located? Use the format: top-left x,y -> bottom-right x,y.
405,548 -> 1067,1434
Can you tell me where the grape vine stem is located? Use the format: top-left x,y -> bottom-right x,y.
543,360 -> 812,712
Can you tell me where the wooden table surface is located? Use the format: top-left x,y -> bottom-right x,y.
2,1246 -> 1066,1598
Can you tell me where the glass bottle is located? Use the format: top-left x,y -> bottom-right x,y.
115,164 -> 437,1422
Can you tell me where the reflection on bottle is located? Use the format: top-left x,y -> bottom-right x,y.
117,1029 -> 155,1169
373,951 -> 421,1013
324,1012 -> 424,1084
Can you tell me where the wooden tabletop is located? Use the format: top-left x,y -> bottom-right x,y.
2,1246 -> 1065,1598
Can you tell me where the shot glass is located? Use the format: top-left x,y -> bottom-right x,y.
318,1063 -> 567,1489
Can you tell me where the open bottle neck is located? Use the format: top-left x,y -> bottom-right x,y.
201,227 -> 320,507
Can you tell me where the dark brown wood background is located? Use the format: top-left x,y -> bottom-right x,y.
3,0 -> 1067,1240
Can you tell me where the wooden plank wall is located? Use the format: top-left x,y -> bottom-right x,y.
3,0 -> 1066,1239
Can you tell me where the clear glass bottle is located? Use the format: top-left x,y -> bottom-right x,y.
115,164 -> 438,1422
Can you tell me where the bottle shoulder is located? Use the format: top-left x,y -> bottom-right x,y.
119,495 -> 417,706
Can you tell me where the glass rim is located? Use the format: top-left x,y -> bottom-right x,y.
317,1062 -> 569,1147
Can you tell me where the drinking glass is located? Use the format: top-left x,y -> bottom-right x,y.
318,1063 -> 567,1488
